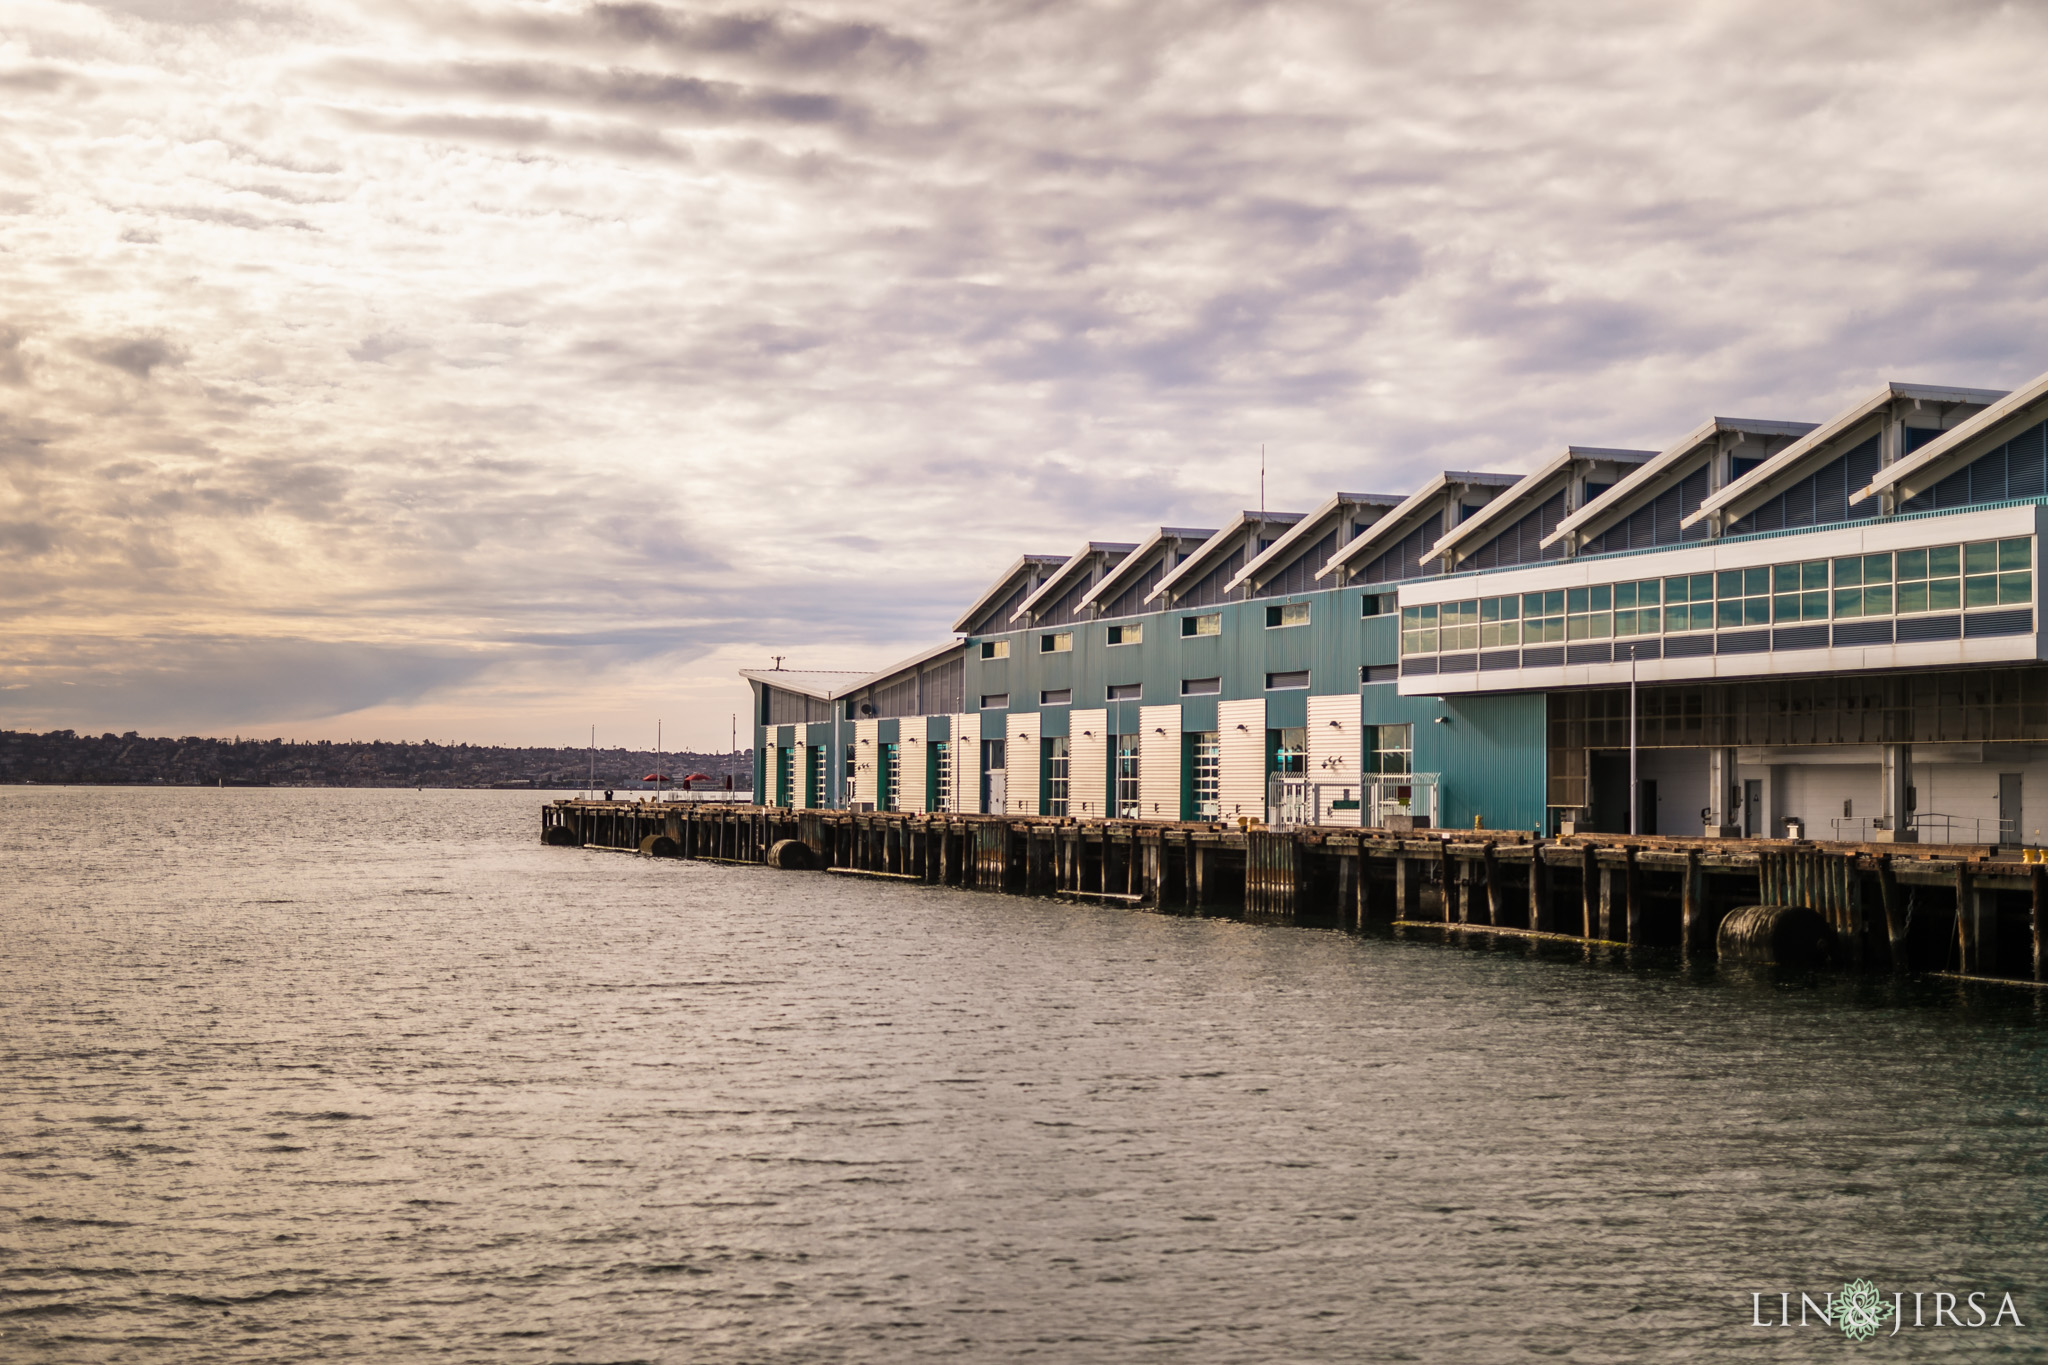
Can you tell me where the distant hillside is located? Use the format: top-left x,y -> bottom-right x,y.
0,729 -> 753,789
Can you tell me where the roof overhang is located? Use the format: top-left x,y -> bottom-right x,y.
1856,371 -> 2048,503
1146,510 -> 1305,605
1544,419 -> 1813,548
738,669 -> 870,702
1318,470 -> 1522,580
1077,526 -> 1217,612
1222,491 -> 1405,595
1688,382 -> 2009,528
1427,449 -> 1652,567
1009,541 -> 1137,623
948,553 -> 1068,634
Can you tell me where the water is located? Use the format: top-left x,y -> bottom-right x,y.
3,787 -> 2046,1363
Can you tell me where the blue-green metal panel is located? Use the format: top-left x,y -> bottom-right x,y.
1360,684 -> 1547,832
1361,614 -> 1398,666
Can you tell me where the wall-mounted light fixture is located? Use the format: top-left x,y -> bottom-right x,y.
1432,716 -> 1451,725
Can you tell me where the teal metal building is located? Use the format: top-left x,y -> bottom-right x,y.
748,367 -> 2048,844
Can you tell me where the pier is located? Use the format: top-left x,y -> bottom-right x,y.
543,800 -> 2048,984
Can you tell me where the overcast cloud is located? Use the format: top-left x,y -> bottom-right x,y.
4,0 -> 2047,747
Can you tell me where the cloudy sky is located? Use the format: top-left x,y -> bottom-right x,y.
4,0 -> 2047,748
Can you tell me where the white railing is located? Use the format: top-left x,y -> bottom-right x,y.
1365,773 -> 1439,829
1829,813 -> 2013,844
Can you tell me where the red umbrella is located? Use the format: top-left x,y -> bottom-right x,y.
642,773 -> 670,781
683,772 -> 714,783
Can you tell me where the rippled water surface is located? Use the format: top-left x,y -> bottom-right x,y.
4,788 -> 2047,1363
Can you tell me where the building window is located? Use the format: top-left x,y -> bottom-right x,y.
1266,670 -> 1309,690
1040,688 -> 1072,706
1439,600 -> 1478,651
778,746 -> 796,805
1613,579 -> 1662,637
1832,553 -> 1893,618
1182,613 -> 1221,637
845,747 -> 856,796
980,692 -> 1009,710
1266,601 -> 1310,628
1479,595 -> 1520,647
1400,604 -> 1438,655
1369,724 -> 1412,775
811,746 -> 828,806
1046,736 -> 1069,815
881,743 -> 899,811
1188,731 -> 1220,817
1565,585 -> 1612,640
934,740 -> 952,811
1662,574 -> 1715,632
1771,560 -> 1830,623
1361,593 -> 1391,617
980,639 -> 1010,659
1114,736 -> 1141,817
1269,727 -> 1307,775
1716,566 -> 1771,628
1041,631 -> 1073,653
1181,677 -> 1221,696
1108,683 -> 1141,700
1107,623 -> 1142,645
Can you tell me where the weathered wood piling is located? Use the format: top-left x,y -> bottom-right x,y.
541,800 -> 2048,984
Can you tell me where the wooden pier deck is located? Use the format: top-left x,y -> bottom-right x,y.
542,800 -> 2048,984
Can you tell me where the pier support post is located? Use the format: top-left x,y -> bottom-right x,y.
1681,848 -> 1702,955
1579,845 -> 1597,939
1529,841 -> 1550,933
1624,846 -> 1641,946
1395,855 -> 1413,919
1956,864 -> 1980,976
1597,860 -> 1615,942
2034,864 -> 2045,983
1482,843 -> 1502,927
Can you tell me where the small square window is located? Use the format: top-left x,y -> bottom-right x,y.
1041,631 -> 1073,653
1181,677 -> 1221,696
979,693 -> 1009,710
1265,602 -> 1310,628
1107,683 -> 1142,701
1039,688 -> 1072,706
1107,623 -> 1142,645
1182,613 -> 1221,637
980,640 -> 1010,660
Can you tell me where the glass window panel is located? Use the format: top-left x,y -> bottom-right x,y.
2000,538 -> 2031,571
1834,557 -> 1863,588
1590,585 -> 1611,611
1614,582 -> 1636,610
1543,591 -> 1564,615
1567,615 -> 1589,640
1834,587 -> 1862,619
2000,571 -> 2031,604
1522,593 -> 1545,617
1692,574 -> 1714,600
1929,578 -> 1961,611
1589,613 -> 1610,639
1401,606 -> 1421,628
1613,608 -> 1635,636
1864,584 -> 1892,615
1773,564 -> 1799,593
1802,590 -> 1828,621
1803,561 -> 1828,591
1898,549 -> 1927,581
1717,570 -> 1744,599
1745,598 -> 1770,627
1745,566 -> 1771,595
1864,553 -> 1892,583
1567,587 -> 1588,613
1897,581 -> 1928,614
1929,545 -> 1960,577
1773,593 -> 1800,622
1664,576 -> 1691,604
1640,579 -> 1661,605
1965,541 -> 1997,575
1418,604 -> 1437,623
1639,606 -> 1660,633
1965,575 -> 1998,608
1718,599 -> 1743,629
1481,597 -> 1503,622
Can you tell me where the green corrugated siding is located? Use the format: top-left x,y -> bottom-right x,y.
1359,686 -> 1547,832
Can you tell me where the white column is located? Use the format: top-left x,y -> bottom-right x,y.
1307,694 -> 1362,827
1138,704 -> 1181,821
1218,698 -> 1267,822
1069,708 -> 1109,817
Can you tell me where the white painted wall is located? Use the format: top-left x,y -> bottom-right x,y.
1007,711 -> 1041,815
1218,697 -> 1267,821
1139,703 -> 1181,821
1069,708 -> 1109,818
1306,693 -> 1361,826
899,716 -> 930,813
952,713 -> 981,813
853,718 -> 879,808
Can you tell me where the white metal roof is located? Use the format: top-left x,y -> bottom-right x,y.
737,668 -> 870,702
1009,541 -> 1137,622
1221,491 -> 1405,595
1855,370 -> 2048,503
1076,526 -> 1216,613
1317,471 -> 1521,580
1543,418 -> 1813,548
1422,449 -> 1651,566
1144,510 -> 1305,605
948,553 -> 1069,634
1686,382 -> 2008,528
